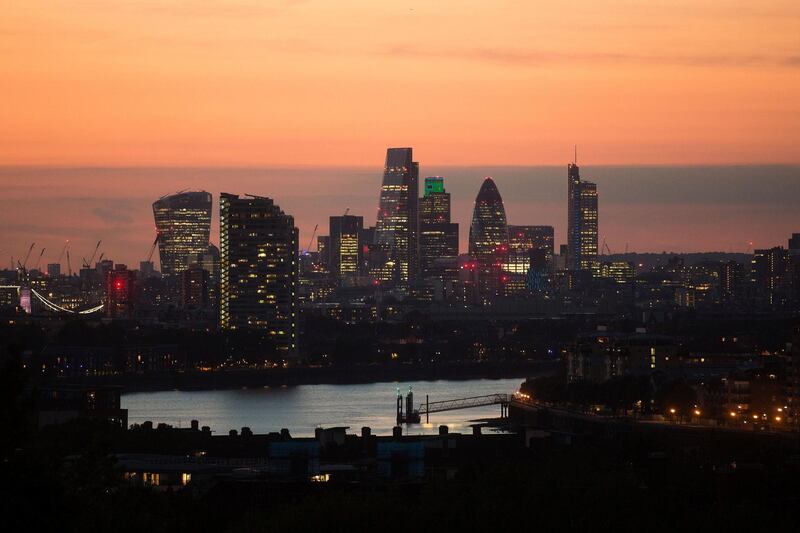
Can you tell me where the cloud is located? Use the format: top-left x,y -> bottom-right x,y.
381,45 -> 800,69
74,0 -> 311,19
92,206 -> 134,224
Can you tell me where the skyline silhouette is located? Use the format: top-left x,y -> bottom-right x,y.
1,163 -> 797,268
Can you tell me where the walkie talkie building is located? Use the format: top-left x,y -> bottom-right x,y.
152,191 -> 212,278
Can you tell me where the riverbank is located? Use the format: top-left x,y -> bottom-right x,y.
48,360 -> 561,393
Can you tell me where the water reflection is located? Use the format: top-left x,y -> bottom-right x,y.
123,378 -> 523,437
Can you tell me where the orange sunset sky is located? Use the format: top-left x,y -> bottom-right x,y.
2,0 -> 799,166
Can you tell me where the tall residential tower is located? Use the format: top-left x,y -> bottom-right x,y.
219,193 -> 299,356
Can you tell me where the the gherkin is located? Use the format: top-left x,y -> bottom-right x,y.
469,177 -> 508,260
468,177 -> 509,302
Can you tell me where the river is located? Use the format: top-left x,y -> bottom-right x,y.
122,378 -> 524,437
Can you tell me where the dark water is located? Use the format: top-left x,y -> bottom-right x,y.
122,378 -> 523,437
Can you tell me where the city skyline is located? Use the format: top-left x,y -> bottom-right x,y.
1,163 -> 798,269
4,3 -> 800,529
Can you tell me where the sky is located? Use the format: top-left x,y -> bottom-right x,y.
1,0 -> 799,166
0,1 -> 798,266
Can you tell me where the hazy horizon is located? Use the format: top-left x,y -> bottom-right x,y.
1,164 -> 797,270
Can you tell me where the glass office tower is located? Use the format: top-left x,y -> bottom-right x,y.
152,191 -> 212,278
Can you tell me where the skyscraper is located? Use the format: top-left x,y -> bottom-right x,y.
419,177 -> 459,281
469,177 -> 509,301
567,161 -> 598,273
373,148 -> 419,284
219,194 -> 299,356
152,191 -> 212,278
329,214 -> 364,283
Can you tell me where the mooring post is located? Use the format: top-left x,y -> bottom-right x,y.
426,394 -> 429,424
397,392 -> 404,425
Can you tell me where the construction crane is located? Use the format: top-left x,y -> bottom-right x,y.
21,242 -> 35,270
56,240 -> 70,264
83,240 -> 101,268
304,224 -> 318,254
66,250 -> 72,277
343,207 -> 350,217
145,233 -> 159,262
97,252 -> 105,264
34,247 -> 46,271
600,238 -> 612,256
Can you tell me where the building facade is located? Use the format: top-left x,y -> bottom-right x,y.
329,214 -> 365,283
751,246 -> 790,307
180,263 -> 209,310
419,176 -> 450,224
719,260 -> 746,304
106,265 -> 136,318
152,191 -> 212,278
567,163 -> 599,273
373,148 -> 419,284
219,193 -> 299,356
505,225 -> 555,275
468,178 -> 509,302
419,177 -> 458,281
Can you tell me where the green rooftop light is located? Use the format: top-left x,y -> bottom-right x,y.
423,177 -> 445,197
